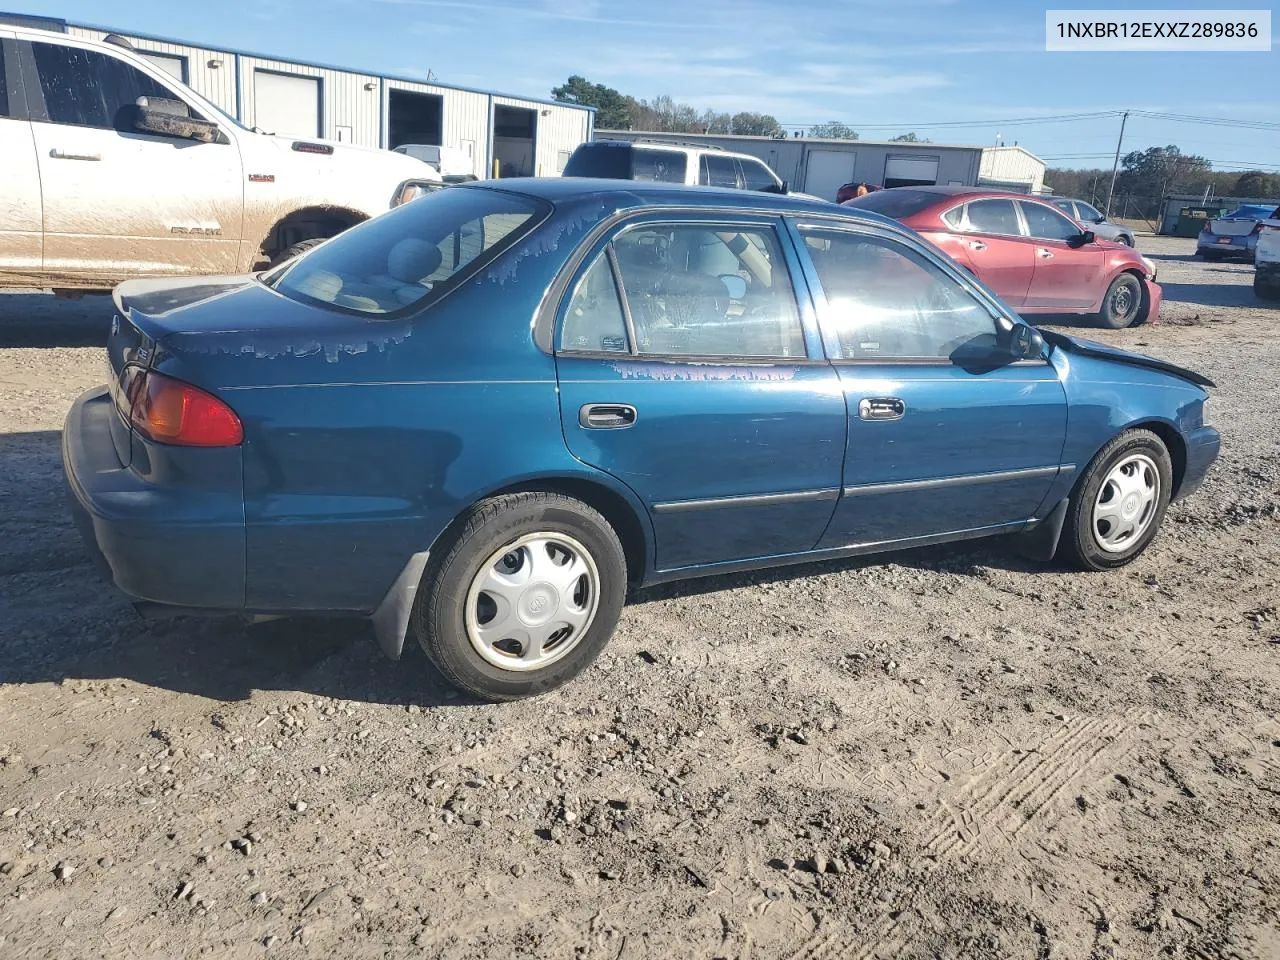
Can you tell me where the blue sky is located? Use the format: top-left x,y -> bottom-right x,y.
23,0 -> 1280,171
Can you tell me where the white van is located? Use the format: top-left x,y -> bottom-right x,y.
0,23 -> 440,291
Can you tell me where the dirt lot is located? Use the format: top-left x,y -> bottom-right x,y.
1,236 -> 1277,960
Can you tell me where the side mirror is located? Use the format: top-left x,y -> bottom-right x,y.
134,96 -> 221,143
1066,230 -> 1096,249
1093,215 -> 1107,224
1008,322 -> 1045,360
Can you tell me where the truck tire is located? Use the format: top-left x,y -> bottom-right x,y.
268,237 -> 327,268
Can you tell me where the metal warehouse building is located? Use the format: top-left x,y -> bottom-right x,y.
599,131 -> 1046,201
11,12 -> 594,180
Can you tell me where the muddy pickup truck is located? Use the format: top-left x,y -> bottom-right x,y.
0,24 -> 441,293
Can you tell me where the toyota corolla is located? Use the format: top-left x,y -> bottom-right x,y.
64,180 -> 1220,701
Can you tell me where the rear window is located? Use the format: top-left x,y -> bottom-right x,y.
1225,205 -> 1276,219
562,141 -> 631,180
844,188 -> 945,219
631,148 -> 687,183
267,187 -> 545,317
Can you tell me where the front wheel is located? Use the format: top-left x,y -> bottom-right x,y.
268,236 -> 327,268
415,492 -> 627,701
1058,429 -> 1173,571
1096,273 -> 1143,329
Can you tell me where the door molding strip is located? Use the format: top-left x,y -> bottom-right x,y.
843,464 -> 1072,498
653,487 -> 841,513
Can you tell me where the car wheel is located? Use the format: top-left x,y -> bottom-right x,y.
1256,276 -> 1280,301
415,492 -> 627,701
1116,234 -> 1133,246
1096,273 -> 1143,329
1058,429 -> 1172,572
268,236 -> 327,268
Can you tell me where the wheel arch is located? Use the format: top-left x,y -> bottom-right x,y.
1093,417 -> 1187,499
252,205 -> 369,267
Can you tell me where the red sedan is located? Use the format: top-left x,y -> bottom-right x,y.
844,187 -> 1161,328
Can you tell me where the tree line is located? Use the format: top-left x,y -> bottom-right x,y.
1048,145 -> 1280,202
550,75 -> 926,141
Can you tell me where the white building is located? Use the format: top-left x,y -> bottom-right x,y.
12,12 -> 594,181
599,131 -> 1046,201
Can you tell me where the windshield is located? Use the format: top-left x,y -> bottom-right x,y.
267,187 -> 546,316
844,188 -> 945,219
1225,205 -> 1276,219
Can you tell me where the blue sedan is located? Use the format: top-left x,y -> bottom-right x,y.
64,180 -> 1220,701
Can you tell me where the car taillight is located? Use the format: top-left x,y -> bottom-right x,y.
1202,222 -> 1214,235
1251,222 -> 1264,234
130,371 -> 243,447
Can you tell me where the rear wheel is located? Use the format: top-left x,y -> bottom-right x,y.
1058,429 -> 1172,571
415,492 -> 627,701
1096,273 -> 1143,329
268,236 -> 327,268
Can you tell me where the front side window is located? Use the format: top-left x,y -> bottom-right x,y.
963,199 -> 1021,236
739,158 -> 781,192
1021,202 -> 1081,241
700,154 -> 740,189
1077,201 -> 1104,222
269,186 -> 544,316
589,223 -> 804,358
632,148 -> 687,184
31,41 -> 187,131
803,230 -> 998,360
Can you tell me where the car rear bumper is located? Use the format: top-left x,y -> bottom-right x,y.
1174,425 -> 1220,501
63,386 -> 246,610
1198,236 -> 1256,254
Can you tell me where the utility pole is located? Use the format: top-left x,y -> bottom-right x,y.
1105,110 -> 1129,217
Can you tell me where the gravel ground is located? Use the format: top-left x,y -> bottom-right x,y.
2,236 -> 1278,959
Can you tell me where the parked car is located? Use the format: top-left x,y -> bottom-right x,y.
1197,204 -> 1280,261
393,144 -> 479,183
1255,216 -> 1280,300
64,180 -> 1219,701
563,139 -> 791,193
846,187 -> 1161,328
1047,197 -> 1136,246
0,24 -> 440,291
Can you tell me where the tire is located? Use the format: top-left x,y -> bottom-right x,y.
1116,234 -> 1133,247
1096,273 -> 1143,329
1256,276 -> 1280,301
414,492 -> 627,701
268,236 -> 327,268
1058,429 -> 1173,572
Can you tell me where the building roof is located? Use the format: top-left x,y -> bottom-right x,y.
598,129 -> 992,152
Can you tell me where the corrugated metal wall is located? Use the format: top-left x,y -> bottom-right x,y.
385,79 -> 489,177
67,27 -> 237,116
978,148 -> 1046,193
238,56 -> 380,144
62,23 -> 593,174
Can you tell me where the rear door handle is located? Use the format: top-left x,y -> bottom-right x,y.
858,397 -> 905,421
1037,248 -> 1054,259
49,149 -> 102,161
579,403 -> 637,429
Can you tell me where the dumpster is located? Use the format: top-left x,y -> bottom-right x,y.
1173,204 -> 1228,238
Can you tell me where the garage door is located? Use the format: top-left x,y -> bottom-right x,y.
140,52 -> 186,82
254,71 -> 320,138
883,156 -> 940,189
803,149 -> 857,202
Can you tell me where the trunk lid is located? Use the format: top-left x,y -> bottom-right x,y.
1208,217 -> 1258,238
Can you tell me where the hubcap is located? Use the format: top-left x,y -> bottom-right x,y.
464,532 -> 600,672
1092,453 -> 1159,553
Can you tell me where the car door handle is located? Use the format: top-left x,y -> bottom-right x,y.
1037,248 -> 1054,259
858,397 -> 905,421
968,241 -> 987,251
49,149 -> 102,161
579,403 -> 637,429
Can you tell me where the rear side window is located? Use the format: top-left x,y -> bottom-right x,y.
964,199 -> 1021,236
739,158 -> 781,192
269,187 -> 545,317
1051,199 -> 1077,218
631,148 -> 687,183
700,154 -> 740,189
562,142 -> 631,179
31,41 -> 182,131
560,253 -> 629,353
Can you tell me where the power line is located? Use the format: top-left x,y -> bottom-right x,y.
778,110 -> 1124,129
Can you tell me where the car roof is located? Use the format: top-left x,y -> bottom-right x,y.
469,177 -> 880,219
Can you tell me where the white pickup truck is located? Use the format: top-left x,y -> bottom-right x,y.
0,24 -> 440,292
